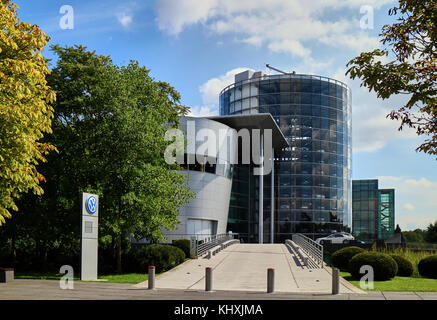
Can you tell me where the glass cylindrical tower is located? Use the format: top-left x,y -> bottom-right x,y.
220,71 -> 352,241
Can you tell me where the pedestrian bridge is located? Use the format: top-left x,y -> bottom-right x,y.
136,243 -> 362,294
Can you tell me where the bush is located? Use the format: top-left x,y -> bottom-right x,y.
331,246 -> 365,271
348,252 -> 398,281
390,254 -> 413,277
418,255 -> 437,279
172,239 -> 190,258
135,244 -> 185,273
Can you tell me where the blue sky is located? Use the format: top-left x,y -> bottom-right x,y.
15,0 -> 436,230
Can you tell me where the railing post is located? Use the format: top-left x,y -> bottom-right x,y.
205,267 -> 213,292
267,268 -> 275,293
320,246 -> 324,269
148,266 -> 155,290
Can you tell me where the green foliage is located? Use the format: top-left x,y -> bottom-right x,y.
424,221 -> 437,243
418,255 -> 437,279
0,44 -> 194,273
374,246 -> 436,278
341,271 -> 437,292
172,239 -> 190,258
346,0 -> 437,156
0,0 -> 57,225
348,252 -> 398,281
402,229 -> 426,243
135,244 -> 185,273
390,254 -> 414,277
45,45 -> 194,249
331,246 -> 365,271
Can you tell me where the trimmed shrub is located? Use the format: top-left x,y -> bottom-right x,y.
348,252 -> 398,281
135,244 -> 185,273
418,255 -> 437,279
331,246 -> 365,271
390,254 -> 413,277
172,239 -> 190,258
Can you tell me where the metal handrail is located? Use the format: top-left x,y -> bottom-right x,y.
292,233 -> 324,268
197,233 -> 236,257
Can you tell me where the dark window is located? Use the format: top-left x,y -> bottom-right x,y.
312,94 -> 321,105
301,80 -> 312,93
312,79 -> 321,94
321,81 -> 329,95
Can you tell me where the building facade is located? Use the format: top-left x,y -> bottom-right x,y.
158,115 -> 288,243
161,117 -> 237,242
220,70 -> 352,241
352,179 -> 395,242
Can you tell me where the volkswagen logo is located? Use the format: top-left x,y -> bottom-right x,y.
86,196 -> 97,214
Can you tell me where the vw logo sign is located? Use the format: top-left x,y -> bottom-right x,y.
86,196 -> 97,214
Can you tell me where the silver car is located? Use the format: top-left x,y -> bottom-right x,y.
315,232 -> 355,244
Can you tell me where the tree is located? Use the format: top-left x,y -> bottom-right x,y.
425,221 -> 437,243
402,228 -> 426,243
347,0 -> 436,156
46,45 -> 194,272
0,0 -> 56,225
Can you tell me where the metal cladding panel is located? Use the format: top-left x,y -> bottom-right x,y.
162,171 -> 233,239
81,193 -> 98,280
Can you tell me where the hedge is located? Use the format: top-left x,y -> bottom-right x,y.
331,246 -> 365,271
135,244 -> 185,273
418,255 -> 437,279
172,239 -> 190,258
390,254 -> 413,277
348,252 -> 398,281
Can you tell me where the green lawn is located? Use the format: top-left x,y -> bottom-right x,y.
15,272 -> 150,284
341,271 -> 437,292
15,272 -> 80,281
97,273 -> 149,284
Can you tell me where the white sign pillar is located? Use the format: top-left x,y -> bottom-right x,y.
81,192 -> 99,280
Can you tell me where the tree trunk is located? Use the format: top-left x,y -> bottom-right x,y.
11,221 -> 16,266
42,241 -> 48,272
116,234 -> 122,274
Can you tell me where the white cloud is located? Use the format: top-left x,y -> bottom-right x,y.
199,67 -> 254,105
403,203 -> 415,211
155,0 -> 217,35
187,105 -> 218,117
268,40 -> 311,57
328,67 -> 418,153
117,13 -> 133,27
377,176 -> 437,230
155,0 -> 395,58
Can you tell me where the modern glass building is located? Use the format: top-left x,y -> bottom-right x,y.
352,179 -> 395,242
220,70 -> 352,242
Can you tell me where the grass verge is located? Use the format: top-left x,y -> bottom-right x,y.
341,271 -> 437,292
14,272 -> 150,284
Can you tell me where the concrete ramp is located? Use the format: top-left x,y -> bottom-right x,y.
135,244 -> 363,294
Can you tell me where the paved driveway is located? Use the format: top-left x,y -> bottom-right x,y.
136,243 -> 361,294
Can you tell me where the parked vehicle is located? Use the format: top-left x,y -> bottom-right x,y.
315,232 -> 355,244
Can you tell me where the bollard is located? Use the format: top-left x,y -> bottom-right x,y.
205,267 -> 213,292
148,266 -> 155,290
332,267 -> 340,295
267,268 -> 275,293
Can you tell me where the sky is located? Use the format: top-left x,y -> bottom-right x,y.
14,0 -> 437,231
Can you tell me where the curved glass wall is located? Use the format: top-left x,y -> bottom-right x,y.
220,73 -> 352,241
